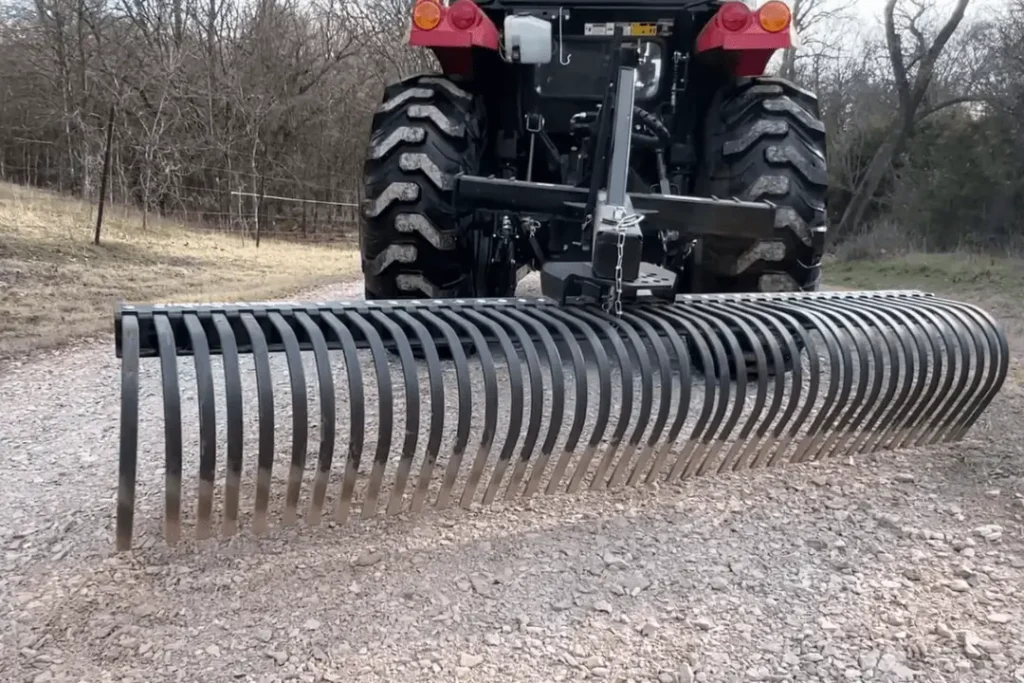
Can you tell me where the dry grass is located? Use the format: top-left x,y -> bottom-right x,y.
0,182 -> 360,360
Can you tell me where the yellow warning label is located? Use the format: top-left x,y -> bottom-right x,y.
629,23 -> 658,36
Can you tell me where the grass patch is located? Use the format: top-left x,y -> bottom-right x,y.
827,251 -> 1024,299
0,182 -> 360,360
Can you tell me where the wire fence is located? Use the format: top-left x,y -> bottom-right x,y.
1,162 -> 364,247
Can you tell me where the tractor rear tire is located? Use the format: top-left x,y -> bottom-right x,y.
360,75 -> 486,300
695,77 -> 828,293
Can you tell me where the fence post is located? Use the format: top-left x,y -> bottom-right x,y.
93,103 -> 116,246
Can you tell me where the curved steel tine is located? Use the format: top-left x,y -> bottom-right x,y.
367,310 -> 420,517
154,315 -> 183,544
737,302 -> 809,470
436,309 -> 498,509
911,299 -> 990,443
779,303 -> 846,465
751,301 -> 826,468
502,308 -> 565,500
521,308 -> 590,497
540,307 -> 612,495
211,314 -> 244,537
416,310 -> 472,510
881,302 -> 945,450
294,311 -> 336,526
928,297 -> 1007,440
340,311 -> 393,520
116,314 -> 140,551
625,308 -> 691,487
856,300 -> 923,454
823,300 -> 901,458
391,310 -> 445,515
667,305 -> 745,479
797,300 -> 874,462
479,308 -> 546,502
239,313 -> 274,535
183,314 -> 217,540
871,301 -> 932,452
889,301 -> 955,449
267,312 -> 309,527
566,308 -> 642,491
320,311 -> 365,525
692,301 -> 772,475
462,308 -> 526,506
640,305 -> 717,484
712,302 -> 787,473
613,310 -> 670,489
904,299 -> 971,446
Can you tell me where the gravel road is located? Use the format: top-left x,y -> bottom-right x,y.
3,276 -> 1024,683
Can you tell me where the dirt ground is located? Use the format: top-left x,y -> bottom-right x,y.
2,272 -> 1023,683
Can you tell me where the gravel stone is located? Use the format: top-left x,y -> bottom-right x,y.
3,276 -> 1024,683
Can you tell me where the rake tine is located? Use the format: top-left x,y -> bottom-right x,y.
797,300 -> 873,463
367,310 -> 422,517
565,308 -> 639,492
521,308 -> 588,498
707,303 -> 782,474
435,308 -> 498,509
718,302 -> 793,472
664,308 -> 737,481
416,309 -> 471,510
931,298 -> 1008,440
644,306 -> 715,484
320,311 -> 365,525
871,303 -> 930,452
477,308 -> 546,503
340,310 -> 392,521
211,313 -> 243,537
182,314 -> 217,540
266,312 -> 309,527
905,300 -> 971,446
752,301 -> 822,469
892,303 -> 955,450
695,302 -> 772,476
910,300 -> 985,444
391,310 -> 444,516
461,308 -> 525,507
238,313 -> 274,535
820,300 -> 896,459
115,314 -> 140,552
540,308 -> 612,495
154,315 -> 183,544
610,311 -> 669,489
502,308 -> 565,500
826,300 -> 901,458
623,308 -> 691,487
294,311 -> 336,526
785,305 -> 845,465
888,304 -> 945,450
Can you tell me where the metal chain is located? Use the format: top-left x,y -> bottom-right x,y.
603,211 -> 642,316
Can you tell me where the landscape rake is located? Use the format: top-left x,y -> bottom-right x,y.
112,5 -> 1010,550
113,290 -> 1008,550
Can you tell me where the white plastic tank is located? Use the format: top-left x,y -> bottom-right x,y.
503,15 -> 553,64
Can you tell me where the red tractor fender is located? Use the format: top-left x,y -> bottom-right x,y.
407,0 -> 501,76
695,1 -> 797,77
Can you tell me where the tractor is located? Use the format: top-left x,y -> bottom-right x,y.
359,0 -> 826,307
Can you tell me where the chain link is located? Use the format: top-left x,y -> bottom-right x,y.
603,211 -> 643,316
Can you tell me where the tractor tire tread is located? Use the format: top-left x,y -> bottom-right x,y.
698,77 -> 828,292
360,75 -> 484,299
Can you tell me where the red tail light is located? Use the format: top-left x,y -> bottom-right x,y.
448,0 -> 480,30
719,1 -> 752,31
